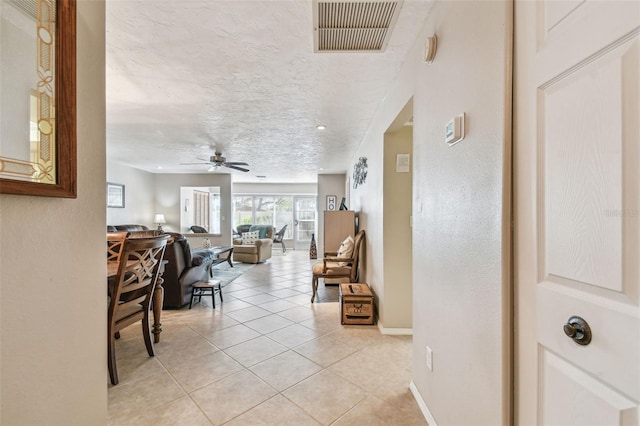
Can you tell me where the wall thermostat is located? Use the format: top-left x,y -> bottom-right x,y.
446,113 -> 465,146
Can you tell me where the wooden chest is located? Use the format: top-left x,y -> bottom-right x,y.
340,283 -> 375,325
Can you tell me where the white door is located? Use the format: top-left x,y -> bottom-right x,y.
515,1 -> 639,424
293,196 -> 316,250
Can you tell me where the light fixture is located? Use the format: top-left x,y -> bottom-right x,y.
316,125 -> 326,130
154,214 -> 166,232
425,35 -> 437,63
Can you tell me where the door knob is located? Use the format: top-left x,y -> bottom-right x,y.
563,316 -> 592,346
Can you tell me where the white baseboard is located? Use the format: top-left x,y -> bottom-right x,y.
377,321 -> 413,335
410,381 -> 437,426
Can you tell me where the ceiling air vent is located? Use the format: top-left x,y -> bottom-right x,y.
313,0 -> 404,52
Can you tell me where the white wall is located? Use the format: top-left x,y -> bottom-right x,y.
317,173 -> 347,254
0,2 -> 107,423
350,1 -> 511,424
106,162 -> 155,227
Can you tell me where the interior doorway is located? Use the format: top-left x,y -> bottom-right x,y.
380,99 -> 414,331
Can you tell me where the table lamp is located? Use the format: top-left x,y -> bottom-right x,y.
154,214 -> 166,232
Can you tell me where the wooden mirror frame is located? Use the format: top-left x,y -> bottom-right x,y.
0,0 -> 77,198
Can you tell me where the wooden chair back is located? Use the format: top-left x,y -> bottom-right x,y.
107,231 -> 129,262
348,229 -> 365,282
107,235 -> 168,385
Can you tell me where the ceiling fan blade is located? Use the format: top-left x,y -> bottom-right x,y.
223,161 -> 249,166
225,164 -> 250,172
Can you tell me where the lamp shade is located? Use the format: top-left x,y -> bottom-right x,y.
154,214 -> 166,224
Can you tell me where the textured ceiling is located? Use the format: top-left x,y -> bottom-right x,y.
106,0 -> 430,183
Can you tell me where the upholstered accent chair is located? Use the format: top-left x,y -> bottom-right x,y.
311,229 -> 365,302
233,225 -> 275,263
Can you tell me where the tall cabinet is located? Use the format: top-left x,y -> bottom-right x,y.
323,210 -> 356,253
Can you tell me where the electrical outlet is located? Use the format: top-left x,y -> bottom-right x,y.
426,346 -> 433,371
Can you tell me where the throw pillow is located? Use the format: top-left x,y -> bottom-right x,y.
241,231 -> 259,245
249,225 -> 269,239
336,235 -> 355,265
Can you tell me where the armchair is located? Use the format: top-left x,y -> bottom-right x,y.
233,225 -> 275,263
272,224 -> 288,253
311,229 -> 365,302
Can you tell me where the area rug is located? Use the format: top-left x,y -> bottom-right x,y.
210,261 -> 255,288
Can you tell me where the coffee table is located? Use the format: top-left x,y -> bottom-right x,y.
203,246 -> 233,279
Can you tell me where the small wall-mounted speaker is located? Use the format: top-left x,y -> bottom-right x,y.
425,35 -> 437,63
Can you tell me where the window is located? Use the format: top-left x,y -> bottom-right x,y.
233,195 -> 293,239
233,196 -> 254,228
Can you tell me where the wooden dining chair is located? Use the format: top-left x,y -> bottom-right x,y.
108,235 -> 169,385
311,229 -> 365,303
107,231 -> 129,262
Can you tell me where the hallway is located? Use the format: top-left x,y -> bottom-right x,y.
108,250 -> 426,425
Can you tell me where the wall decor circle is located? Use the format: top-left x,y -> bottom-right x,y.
353,157 -> 368,189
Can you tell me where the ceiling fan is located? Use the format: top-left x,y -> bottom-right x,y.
181,151 -> 250,172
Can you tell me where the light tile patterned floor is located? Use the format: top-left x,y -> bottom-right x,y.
108,250 -> 427,425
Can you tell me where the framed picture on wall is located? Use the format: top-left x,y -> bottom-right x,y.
107,182 -> 125,208
327,195 -> 337,211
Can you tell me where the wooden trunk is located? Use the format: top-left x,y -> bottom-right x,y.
340,283 -> 375,325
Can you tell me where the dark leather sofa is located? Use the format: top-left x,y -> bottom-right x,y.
161,233 -> 216,308
107,224 -> 149,232
107,225 -> 215,308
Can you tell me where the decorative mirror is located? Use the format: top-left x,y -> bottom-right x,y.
0,0 -> 76,197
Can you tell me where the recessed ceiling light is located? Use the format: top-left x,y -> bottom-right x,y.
156,166 -> 163,169
319,168 -> 324,171
316,125 -> 326,130
256,175 -> 267,179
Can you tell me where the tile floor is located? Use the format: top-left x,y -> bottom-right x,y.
108,250 -> 427,425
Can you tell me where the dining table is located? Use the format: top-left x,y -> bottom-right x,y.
107,260 -> 166,343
